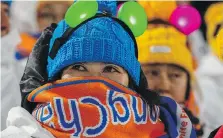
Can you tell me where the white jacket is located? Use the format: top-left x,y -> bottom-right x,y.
1,29 -> 25,130
1,107 -> 54,138
195,53 -> 223,138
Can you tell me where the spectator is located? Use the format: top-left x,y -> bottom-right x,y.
137,24 -> 203,137
15,1 -> 72,60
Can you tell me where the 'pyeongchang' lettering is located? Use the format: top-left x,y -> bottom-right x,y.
34,90 -> 159,137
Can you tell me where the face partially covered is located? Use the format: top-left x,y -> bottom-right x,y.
1,2 -> 10,37
142,64 -> 188,103
61,62 -> 129,87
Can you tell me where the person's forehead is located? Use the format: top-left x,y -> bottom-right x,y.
142,63 -> 167,68
39,2 -> 69,10
143,63 -> 185,71
38,3 -> 69,16
73,62 -> 119,66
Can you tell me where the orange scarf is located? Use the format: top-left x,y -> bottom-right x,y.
28,77 -> 166,138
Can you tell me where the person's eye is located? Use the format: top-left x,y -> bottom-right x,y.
3,7 -> 9,16
38,13 -> 55,20
71,64 -> 87,72
149,70 -> 159,77
170,73 -> 181,79
103,65 -> 120,73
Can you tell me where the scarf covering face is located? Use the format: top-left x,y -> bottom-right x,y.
28,77 -> 195,138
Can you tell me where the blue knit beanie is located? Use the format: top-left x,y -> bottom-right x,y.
47,1 -> 141,85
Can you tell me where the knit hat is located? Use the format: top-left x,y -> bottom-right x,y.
205,2 -> 223,50
136,26 -> 193,78
47,1 -> 147,86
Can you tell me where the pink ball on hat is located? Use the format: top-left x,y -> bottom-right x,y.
117,3 -> 124,16
117,3 -> 123,10
169,5 -> 201,35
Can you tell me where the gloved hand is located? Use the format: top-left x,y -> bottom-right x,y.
159,96 -> 197,138
183,107 -> 204,137
20,23 -> 57,113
